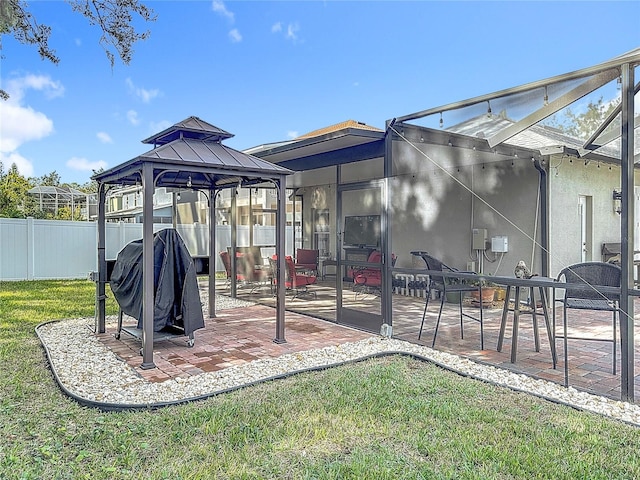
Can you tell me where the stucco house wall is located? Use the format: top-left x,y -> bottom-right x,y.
548,155 -> 640,277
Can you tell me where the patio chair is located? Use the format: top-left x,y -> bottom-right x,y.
556,262 -> 621,387
220,250 -> 268,291
272,255 -> 317,299
411,251 -> 485,349
353,251 -> 397,297
219,251 -> 232,287
295,248 -> 319,276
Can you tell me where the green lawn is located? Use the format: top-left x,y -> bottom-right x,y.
1,280 -> 640,479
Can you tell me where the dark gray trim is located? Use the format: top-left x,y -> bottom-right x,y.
275,140 -> 385,171
620,62 -> 635,402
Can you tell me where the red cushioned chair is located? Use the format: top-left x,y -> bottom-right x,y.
295,248 -> 319,276
272,255 -> 317,299
353,251 -> 396,297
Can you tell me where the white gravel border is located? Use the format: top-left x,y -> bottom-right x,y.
35,298 -> 640,426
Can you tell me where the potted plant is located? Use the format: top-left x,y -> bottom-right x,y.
470,276 -> 497,305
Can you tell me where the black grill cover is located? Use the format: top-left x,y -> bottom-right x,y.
110,229 -> 205,336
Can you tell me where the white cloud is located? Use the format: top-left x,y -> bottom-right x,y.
96,131 -> 113,143
0,152 -> 34,177
287,131 -> 298,139
229,29 -> 242,43
272,22 -> 301,43
212,0 -> 234,22
0,74 -> 58,177
127,110 -> 140,126
5,73 -> 64,102
149,120 -> 172,135
125,77 -> 160,104
66,157 -> 108,172
286,23 -> 300,42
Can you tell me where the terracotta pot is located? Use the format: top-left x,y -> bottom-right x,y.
471,288 -> 495,303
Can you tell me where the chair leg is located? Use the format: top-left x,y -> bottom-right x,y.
563,307 -> 569,387
433,295 -> 446,348
458,294 -> 464,340
418,294 -> 431,340
612,309 -> 617,375
479,291 -> 484,351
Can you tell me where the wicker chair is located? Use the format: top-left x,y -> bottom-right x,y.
556,262 -> 621,387
411,251 -> 485,349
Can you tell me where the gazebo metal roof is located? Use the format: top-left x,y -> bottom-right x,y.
94,116 -> 291,189
93,117 -> 292,370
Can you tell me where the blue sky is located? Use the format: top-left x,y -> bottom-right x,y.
1,0 -> 639,185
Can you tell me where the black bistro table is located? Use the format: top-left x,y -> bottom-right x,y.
416,271 -> 559,367
492,275 -> 558,367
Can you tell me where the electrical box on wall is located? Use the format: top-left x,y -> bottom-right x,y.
472,228 -> 487,250
491,235 -> 509,253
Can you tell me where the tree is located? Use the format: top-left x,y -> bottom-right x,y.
0,162 -> 35,218
38,170 -> 62,187
546,96 -> 621,141
0,0 -> 156,99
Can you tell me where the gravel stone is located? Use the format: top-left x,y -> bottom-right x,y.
36,295 -> 640,425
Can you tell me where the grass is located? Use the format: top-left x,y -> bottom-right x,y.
2,280 -> 640,479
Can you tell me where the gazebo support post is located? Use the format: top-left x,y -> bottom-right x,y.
141,163 -> 156,370
230,185 -> 238,298
96,183 -> 107,333
209,188 -> 217,318
274,178 -> 286,344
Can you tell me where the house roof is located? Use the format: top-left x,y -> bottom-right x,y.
245,120 -> 385,170
295,120 -> 383,139
447,112 -> 625,162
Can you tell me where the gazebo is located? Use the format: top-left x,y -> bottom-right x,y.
93,117 -> 292,369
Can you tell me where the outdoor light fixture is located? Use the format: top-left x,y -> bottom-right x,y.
187,175 -> 192,188
613,189 -> 622,215
543,86 -> 549,106
487,100 -> 492,117
439,112 -> 443,128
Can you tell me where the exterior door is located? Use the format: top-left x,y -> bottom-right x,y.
336,180 -> 385,333
578,195 -> 592,263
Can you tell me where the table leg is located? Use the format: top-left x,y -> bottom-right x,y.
511,286 -> 521,363
538,286 -> 557,368
530,287 -> 540,352
497,285 -> 511,352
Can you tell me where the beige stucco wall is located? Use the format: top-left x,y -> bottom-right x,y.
389,140 -> 543,275
293,139 -> 545,277
548,155 -> 640,277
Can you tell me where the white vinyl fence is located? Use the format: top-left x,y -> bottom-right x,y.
0,218 -> 298,281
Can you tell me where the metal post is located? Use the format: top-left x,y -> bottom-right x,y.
97,183 -> 107,333
230,186 -> 237,298
619,62 -> 635,402
141,164 -> 156,369
274,178 -> 287,344
382,119 -> 393,332
209,188 -> 216,318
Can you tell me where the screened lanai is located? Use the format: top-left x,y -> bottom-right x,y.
391,48 -> 639,400
93,117 -> 292,369
249,48 -> 639,401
